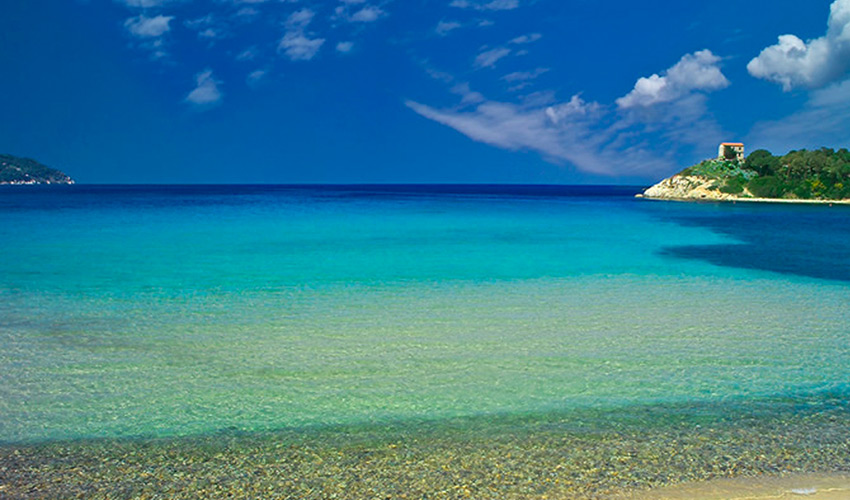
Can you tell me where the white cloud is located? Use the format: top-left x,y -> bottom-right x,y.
124,15 -> 173,38
336,41 -> 354,53
278,8 -> 325,61
407,94 -> 666,176
408,50 -> 731,177
502,67 -> 549,83
617,49 -> 729,108
450,0 -> 519,11
747,0 -> 850,90
474,47 -> 511,69
236,47 -> 257,61
279,33 -> 325,60
510,33 -> 541,45
286,8 -> 315,30
235,7 -> 259,18
186,70 -> 223,106
333,2 -> 387,23
185,14 -> 228,41
349,5 -> 385,22
117,0 -> 172,7
246,69 -> 267,85
436,20 -> 462,36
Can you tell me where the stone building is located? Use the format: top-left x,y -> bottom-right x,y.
718,142 -> 745,162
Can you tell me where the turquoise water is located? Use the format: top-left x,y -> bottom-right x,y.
1,185 -> 849,443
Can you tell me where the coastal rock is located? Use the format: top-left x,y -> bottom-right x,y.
639,174 -> 746,201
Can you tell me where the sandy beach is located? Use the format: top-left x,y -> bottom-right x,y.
622,474 -> 850,500
637,193 -> 850,205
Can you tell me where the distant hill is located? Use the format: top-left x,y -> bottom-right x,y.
641,147 -> 850,203
0,154 -> 74,185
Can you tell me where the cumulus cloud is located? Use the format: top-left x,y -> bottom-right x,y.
474,47 -> 511,69
450,0 -> 519,11
278,9 -> 325,61
186,70 -> 223,106
408,50 -> 731,177
617,50 -> 729,108
124,15 -> 173,38
747,0 -> 850,90
279,33 -> 325,60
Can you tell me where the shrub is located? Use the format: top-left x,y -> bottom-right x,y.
747,176 -> 786,198
719,175 -> 746,194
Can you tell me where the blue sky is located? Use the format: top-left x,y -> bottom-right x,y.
1,0 -> 849,184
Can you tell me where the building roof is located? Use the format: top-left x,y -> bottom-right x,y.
721,142 -> 744,147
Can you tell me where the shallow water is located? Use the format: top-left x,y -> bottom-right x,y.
1,185 -> 849,444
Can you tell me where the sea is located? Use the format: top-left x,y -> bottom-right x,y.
1,185 -> 849,492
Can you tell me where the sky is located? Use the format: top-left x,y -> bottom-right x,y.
1,0 -> 850,184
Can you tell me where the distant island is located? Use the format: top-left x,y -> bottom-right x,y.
0,154 -> 74,185
639,143 -> 850,204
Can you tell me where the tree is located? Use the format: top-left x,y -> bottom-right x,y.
744,149 -> 779,176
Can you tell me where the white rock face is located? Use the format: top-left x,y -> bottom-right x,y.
640,175 -> 744,201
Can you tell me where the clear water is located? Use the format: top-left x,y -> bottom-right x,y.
1,185 -> 848,443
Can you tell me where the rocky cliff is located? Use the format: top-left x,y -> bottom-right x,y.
638,174 -> 750,201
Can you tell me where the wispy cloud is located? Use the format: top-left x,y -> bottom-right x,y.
408,50 -> 731,177
116,0 -> 174,7
474,47 -> 511,69
185,14 -> 228,41
748,0 -> 850,90
236,47 -> 258,61
436,20 -> 462,36
449,0 -> 519,11
246,69 -> 267,86
510,33 -> 541,45
336,41 -> 354,53
186,69 -> 223,107
502,67 -> 549,83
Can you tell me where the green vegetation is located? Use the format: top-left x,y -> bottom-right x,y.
0,154 -> 74,184
679,147 -> 850,200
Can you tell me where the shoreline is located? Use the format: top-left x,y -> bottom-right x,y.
620,473 -> 850,500
2,392 -> 848,499
637,193 -> 850,205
